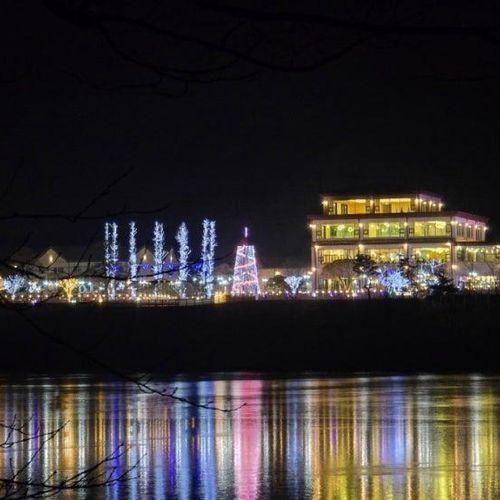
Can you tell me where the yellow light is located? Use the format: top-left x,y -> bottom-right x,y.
309,224 -> 316,229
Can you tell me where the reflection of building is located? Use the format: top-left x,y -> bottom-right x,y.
309,192 -> 500,291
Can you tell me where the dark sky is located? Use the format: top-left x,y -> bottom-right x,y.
2,2 -> 500,266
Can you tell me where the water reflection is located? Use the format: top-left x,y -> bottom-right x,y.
0,375 -> 499,498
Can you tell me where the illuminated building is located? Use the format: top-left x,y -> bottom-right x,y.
309,192 -> 500,291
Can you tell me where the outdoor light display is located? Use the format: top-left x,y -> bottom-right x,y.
104,222 -> 119,278
201,219 -> 217,298
176,222 -> 190,298
378,267 -> 410,296
285,276 -> 303,296
3,275 -> 26,299
231,227 -> 260,297
153,221 -> 165,280
104,221 -> 119,299
129,221 -> 138,297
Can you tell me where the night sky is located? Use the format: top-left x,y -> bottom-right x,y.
2,2 -> 500,266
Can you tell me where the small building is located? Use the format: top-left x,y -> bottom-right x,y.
308,192 -> 499,291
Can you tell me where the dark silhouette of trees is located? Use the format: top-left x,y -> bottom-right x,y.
322,259 -> 356,294
1,417 -> 137,498
353,254 -> 378,298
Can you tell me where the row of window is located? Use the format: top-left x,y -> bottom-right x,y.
325,200 -> 440,215
316,221 -> 486,240
456,224 -> 483,240
456,248 -> 500,263
317,221 -> 452,240
319,247 -> 451,264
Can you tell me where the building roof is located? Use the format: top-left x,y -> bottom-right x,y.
319,191 -> 443,200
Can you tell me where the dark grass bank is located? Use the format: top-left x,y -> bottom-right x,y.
0,296 -> 498,375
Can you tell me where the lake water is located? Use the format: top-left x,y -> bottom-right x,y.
0,374 -> 499,499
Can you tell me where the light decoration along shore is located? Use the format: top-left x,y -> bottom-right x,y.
285,276 -> 303,296
378,267 -> 410,296
231,227 -> 260,297
128,221 -> 138,298
104,222 -> 119,299
201,219 -> 217,298
176,222 -> 191,298
4,274 -> 26,299
153,221 -> 166,280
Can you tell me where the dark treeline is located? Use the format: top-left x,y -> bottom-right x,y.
1,297 -> 499,375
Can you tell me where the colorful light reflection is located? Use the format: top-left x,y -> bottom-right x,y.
0,375 -> 499,499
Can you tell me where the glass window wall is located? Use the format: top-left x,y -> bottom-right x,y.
366,221 -> 405,238
411,220 -> 450,237
319,248 -> 355,264
412,247 -> 450,262
320,224 -> 358,239
366,248 -> 405,262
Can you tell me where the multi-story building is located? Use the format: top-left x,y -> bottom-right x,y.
309,192 -> 500,291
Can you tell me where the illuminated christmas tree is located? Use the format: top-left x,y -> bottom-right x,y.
231,227 -> 260,297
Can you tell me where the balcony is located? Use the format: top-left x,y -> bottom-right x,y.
321,194 -> 444,216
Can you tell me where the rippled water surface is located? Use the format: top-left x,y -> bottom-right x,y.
0,374 -> 499,499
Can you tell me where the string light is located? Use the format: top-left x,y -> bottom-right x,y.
104,222 -> 119,299
231,227 -> 260,297
129,221 -> 138,298
201,219 -> 217,298
285,276 -> 303,296
176,222 -> 190,298
4,274 -> 26,299
378,267 -> 409,296
153,221 -> 166,281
